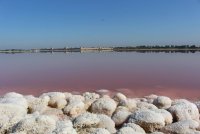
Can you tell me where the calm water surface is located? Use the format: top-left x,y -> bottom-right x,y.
0,52 -> 200,99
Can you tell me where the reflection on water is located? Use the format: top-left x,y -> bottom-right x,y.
0,52 -> 200,99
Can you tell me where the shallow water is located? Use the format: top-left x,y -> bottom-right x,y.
0,52 -> 200,99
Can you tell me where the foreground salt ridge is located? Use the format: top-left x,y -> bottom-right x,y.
1,91 -> 200,134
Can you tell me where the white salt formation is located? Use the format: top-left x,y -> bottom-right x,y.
0,92 -> 200,134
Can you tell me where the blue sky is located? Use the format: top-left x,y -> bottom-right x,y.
0,0 -> 200,48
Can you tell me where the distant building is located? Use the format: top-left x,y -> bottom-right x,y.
31,49 -> 40,53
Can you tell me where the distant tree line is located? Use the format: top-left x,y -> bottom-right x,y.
136,45 -> 199,49
114,45 -> 200,49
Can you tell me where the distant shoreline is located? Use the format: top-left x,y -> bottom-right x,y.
1,45 -> 200,54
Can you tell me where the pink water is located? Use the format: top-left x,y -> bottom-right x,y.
0,52 -> 200,99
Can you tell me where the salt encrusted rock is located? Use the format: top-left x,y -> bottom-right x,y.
53,120 -> 77,134
3,92 -> 24,98
161,120 -> 199,134
88,128 -> 110,134
56,99 -> 67,109
63,97 -> 85,117
113,93 -> 127,103
172,99 -> 189,105
10,132 -> 27,134
42,107 -> 66,121
90,97 -> 117,116
3,91 -> 200,134
197,122 -> 200,131
112,106 -> 131,126
150,132 -> 164,134
0,97 -> 28,109
95,89 -> 110,97
133,98 -> 148,103
83,92 -> 100,110
83,92 -> 100,102
168,99 -> 199,121
193,131 -> 200,134
25,95 -> 49,113
0,92 -> 28,109
119,99 -> 137,112
72,95 -> 85,101
73,112 -> 100,129
0,103 -> 27,133
97,114 -> 116,133
144,94 -> 158,104
122,123 -> 146,133
116,127 -> 144,134
128,109 -> 165,132
40,92 -> 67,109
136,101 -> 158,110
195,101 -> 200,112
153,96 -> 172,109
63,92 -> 73,100
12,113 -> 56,134
102,95 -> 111,98
151,109 -> 173,125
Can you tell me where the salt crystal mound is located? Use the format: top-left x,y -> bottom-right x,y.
0,92 -> 199,134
